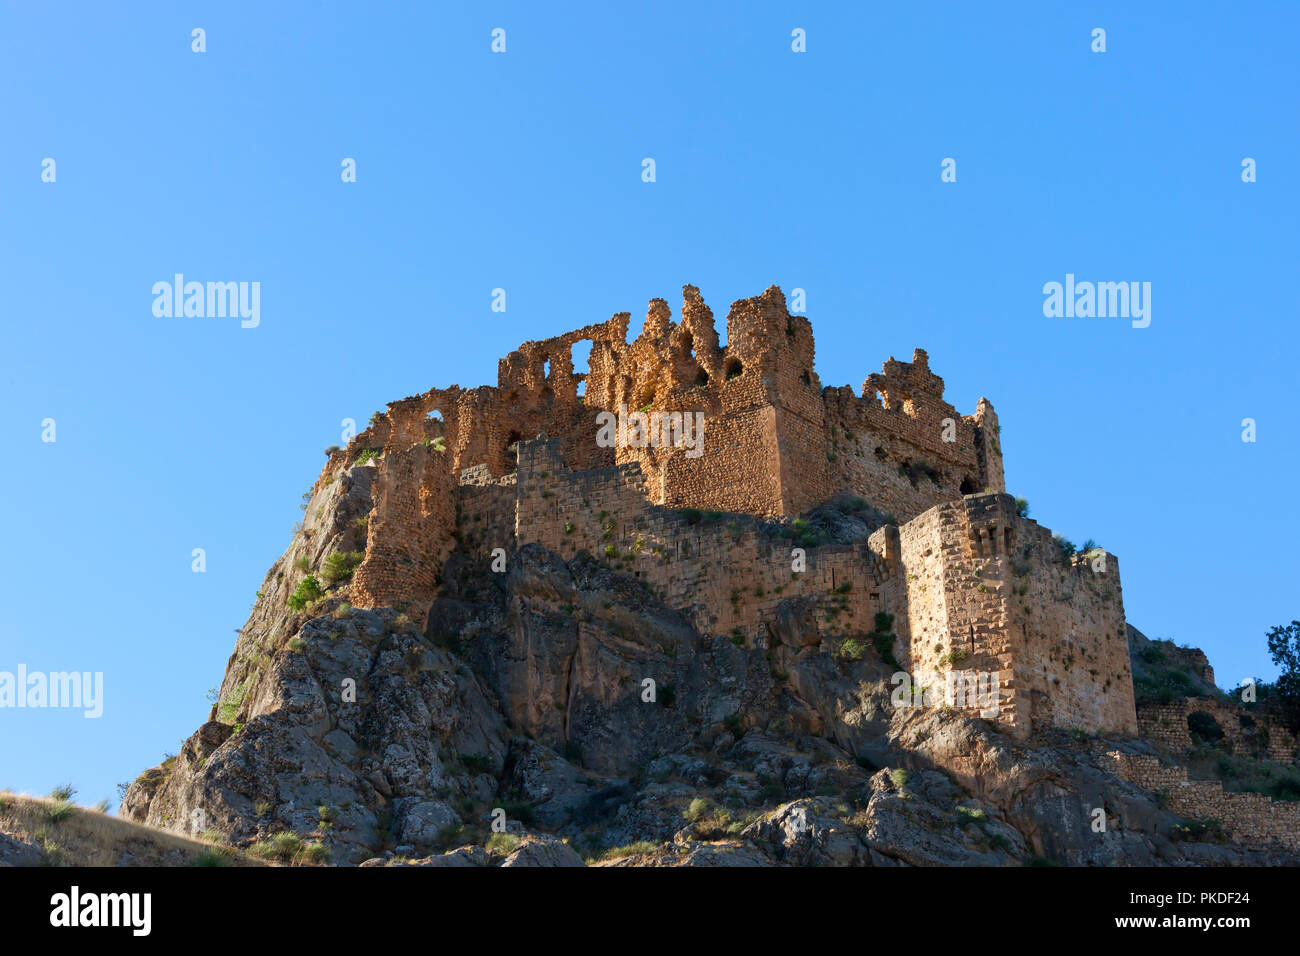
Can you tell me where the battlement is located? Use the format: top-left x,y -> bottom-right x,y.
333,284 -> 1003,521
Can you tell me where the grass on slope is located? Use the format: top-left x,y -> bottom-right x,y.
0,790 -> 261,867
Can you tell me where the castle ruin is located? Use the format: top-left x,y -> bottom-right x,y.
321,284 -> 1139,741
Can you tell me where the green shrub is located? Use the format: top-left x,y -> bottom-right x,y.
839,638 -> 867,661
288,575 -> 325,612
272,832 -> 303,857
685,797 -> 712,823
49,784 -> 76,802
787,517 -> 823,549
45,800 -> 76,823
299,841 -> 331,864
1172,819 -> 1226,843
595,841 -> 658,861
321,550 -> 364,586
218,681 -> 248,723
486,832 -> 520,857
683,798 -> 733,836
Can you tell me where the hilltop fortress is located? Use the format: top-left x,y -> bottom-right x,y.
114,281 -> 1300,865
323,284 -> 1137,741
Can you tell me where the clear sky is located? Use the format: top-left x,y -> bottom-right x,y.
2,1 -> 1297,810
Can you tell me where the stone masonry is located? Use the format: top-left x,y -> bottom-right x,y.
1103,752 -> 1300,848
317,284 -> 1134,740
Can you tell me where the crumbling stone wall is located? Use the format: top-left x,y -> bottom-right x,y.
349,442 -> 455,622
823,351 -> 1002,523
334,284 -> 1003,525
1104,752 -> 1300,849
1138,698 -> 1298,764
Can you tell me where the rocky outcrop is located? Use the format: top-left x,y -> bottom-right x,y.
121,464 -> 1300,866
101,413 -> 1300,871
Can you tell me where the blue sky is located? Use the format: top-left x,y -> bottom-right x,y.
2,1 -> 1296,809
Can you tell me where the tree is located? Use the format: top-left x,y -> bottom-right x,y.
1266,620 -> 1300,732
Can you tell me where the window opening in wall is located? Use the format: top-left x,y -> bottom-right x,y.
571,339 -> 592,397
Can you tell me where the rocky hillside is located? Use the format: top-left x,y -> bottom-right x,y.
110,458 -> 1298,867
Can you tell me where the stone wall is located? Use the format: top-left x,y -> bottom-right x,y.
513,438 -> 893,643
1006,504 -> 1136,738
455,465 -> 518,563
1138,698 -> 1299,764
349,442 -> 456,621
1103,752 -> 1300,849
822,350 -> 1002,523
